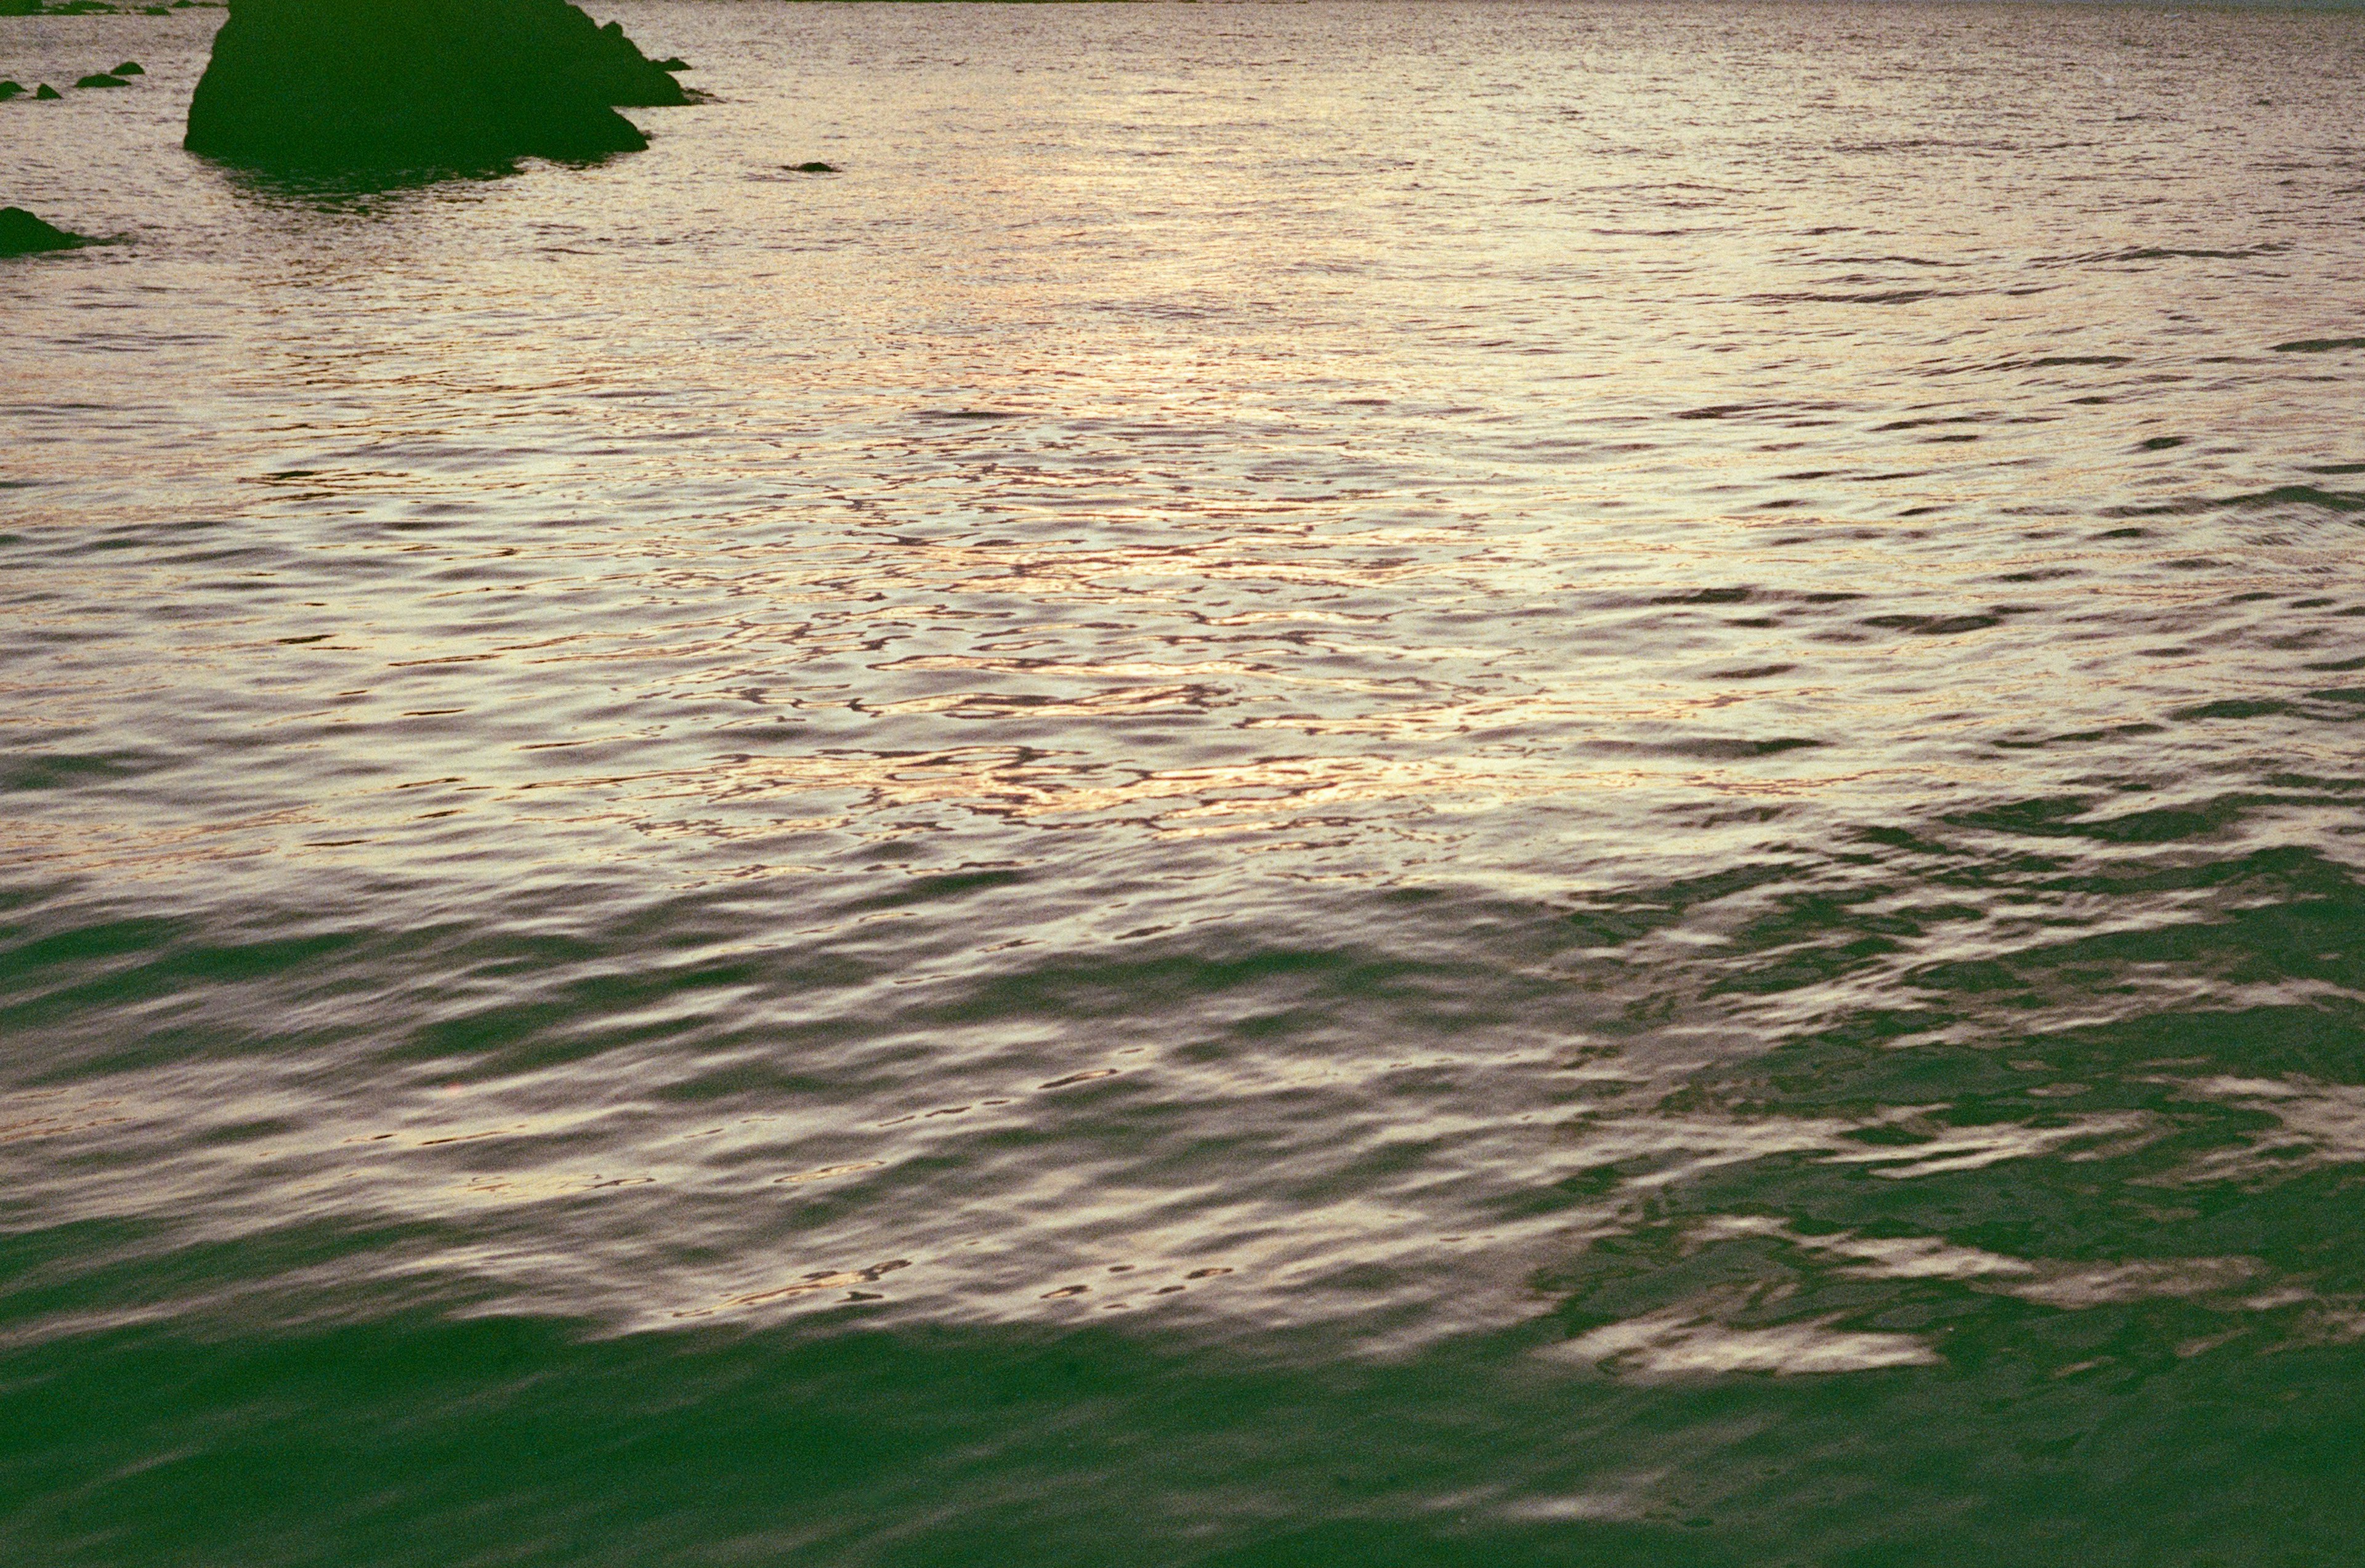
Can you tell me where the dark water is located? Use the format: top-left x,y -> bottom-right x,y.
6,1 -> 2365,1561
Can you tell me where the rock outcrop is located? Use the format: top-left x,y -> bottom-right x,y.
184,0 -> 690,171
1,206 -> 94,256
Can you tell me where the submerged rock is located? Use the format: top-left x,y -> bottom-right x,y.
184,0 -> 692,171
76,73 -> 131,89
34,84 -> 60,100
1,206 -> 94,256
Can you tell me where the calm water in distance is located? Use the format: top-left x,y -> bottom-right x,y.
5,2 -> 2365,1561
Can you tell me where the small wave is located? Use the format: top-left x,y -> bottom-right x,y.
1608,737 -> 1824,760
2042,242 -> 2291,266
1719,1219 -> 2271,1312
1821,254 -> 1968,269
1873,416 -> 1983,431
2170,698 -> 2302,722
1651,586 -> 1753,605
1860,612 -> 2004,636
2223,485 -> 2365,514
2103,485 -> 2365,519
1548,1303 -> 1939,1378
1748,288 -> 1951,306
2011,354 -> 2133,370
1941,791 -> 2253,844
0,752 -> 153,793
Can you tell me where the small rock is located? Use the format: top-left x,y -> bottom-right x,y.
77,74 -> 131,89
653,57 -> 688,71
791,161 -> 838,174
113,62 -> 146,77
34,84 -> 61,100
1,206 -> 95,257
0,81 -> 26,101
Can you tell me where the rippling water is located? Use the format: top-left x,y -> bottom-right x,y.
6,1 -> 2365,1561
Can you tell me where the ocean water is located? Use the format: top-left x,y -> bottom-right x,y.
5,1 -> 2365,1560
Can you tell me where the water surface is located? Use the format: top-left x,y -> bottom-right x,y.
5,2 -> 2365,1561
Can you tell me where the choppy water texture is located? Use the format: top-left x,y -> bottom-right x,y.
6,1 -> 2365,1561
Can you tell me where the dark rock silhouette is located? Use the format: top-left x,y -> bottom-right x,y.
113,62 -> 146,76
1,206 -> 94,256
184,0 -> 692,170
0,82 -> 25,101
34,84 -> 60,100
652,57 -> 688,71
77,73 -> 131,89
791,162 -> 838,174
